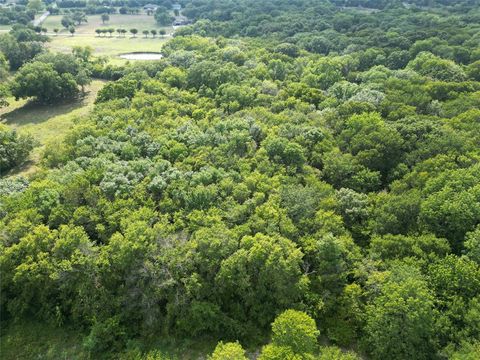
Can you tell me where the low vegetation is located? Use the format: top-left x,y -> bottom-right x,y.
0,124 -> 35,173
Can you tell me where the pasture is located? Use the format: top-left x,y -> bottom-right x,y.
45,14 -> 172,61
42,13 -> 172,34
0,80 -> 104,176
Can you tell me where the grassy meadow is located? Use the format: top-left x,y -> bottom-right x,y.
0,80 -> 104,176
44,14 -> 172,61
1,13 -> 173,177
43,13 -> 172,34
49,34 -> 168,60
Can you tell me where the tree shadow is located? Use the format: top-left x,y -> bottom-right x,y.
0,95 -> 92,127
0,81 -> 104,178
3,157 -> 39,178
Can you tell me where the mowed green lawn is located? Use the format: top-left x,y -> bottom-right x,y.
49,34 -> 168,59
0,80 -> 105,176
43,13 -> 172,34
44,14 -> 172,61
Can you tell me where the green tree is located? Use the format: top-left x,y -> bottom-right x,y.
427,255 -> 480,347
0,52 -> 8,107
216,234 -> 306,328
263,136 -> 305,169
72,11 -> 87,26
467,60 -> 480,81
10,62 -> 79,104
0,33 -> 44,70
27,0 -> 44,14
72,46 -> 92,63
339,112 -> 404,178
155,7 -> 174,26
419,164 -> 480,250
364,266 -> 437,360
158,66 -> 187,88
209,342 -> 247,360
101,14 -> 110,24
61,16 -> 74,29
258,344 -> 301,360
0,124 -> 35,172
465,226 -> 480,264
270,310 -> 319,355
408,52 -> 466,82
75,69 -> 91,93
369,234 -> 450,262
451,341 -> 480,360
0,84 -> 8,108
317,346 -> 360,360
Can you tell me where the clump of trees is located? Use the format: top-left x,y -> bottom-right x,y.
208,310 -> 359,359
10,52 -> 91,103
0,125 -> 35,173
10,61 -> 78,103
0,6 -> 34,26
0,52 -> 8,107
154,6 -> 173,26
0,25 -> 46,70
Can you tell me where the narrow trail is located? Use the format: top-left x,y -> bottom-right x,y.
32,11 -> 50,27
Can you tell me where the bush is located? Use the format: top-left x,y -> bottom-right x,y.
270,310 -> 319,355
209,341 -> 247,360
83,317 -> 126,355
0,124 -> 35,173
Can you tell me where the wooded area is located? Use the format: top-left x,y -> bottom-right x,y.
1,0 -> 480,359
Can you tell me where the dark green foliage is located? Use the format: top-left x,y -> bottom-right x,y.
10,61 -> 79,103
83,317 -> 126,355
154,7 -> 173,26
364,265 -> 437,360
0,32 -> 44,70
0,125 -> 35,173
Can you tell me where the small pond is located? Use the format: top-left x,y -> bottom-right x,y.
119,52 -> 163,60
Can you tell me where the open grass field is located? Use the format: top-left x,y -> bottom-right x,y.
49,34 -> 169,60
43,13 -> 172,34
0,80 -> 105,177
44,14 -> 173,62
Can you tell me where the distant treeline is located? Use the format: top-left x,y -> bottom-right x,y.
56,0 -> 178,8
0,6 -> 34,25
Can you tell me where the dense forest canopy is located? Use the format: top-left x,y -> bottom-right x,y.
1,0 -> 480,359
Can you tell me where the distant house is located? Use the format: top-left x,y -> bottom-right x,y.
172,4 -> 181,11
143,4 -> 158,11
172,16 -> 191,26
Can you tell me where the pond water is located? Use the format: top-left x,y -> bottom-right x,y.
119,52 -> 163,60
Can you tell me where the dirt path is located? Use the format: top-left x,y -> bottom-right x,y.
32,11 -> 50,27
